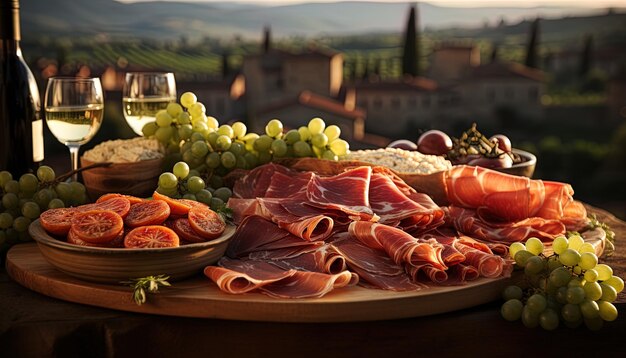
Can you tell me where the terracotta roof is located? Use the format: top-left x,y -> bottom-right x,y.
468,62 -> 545,82
353,76 -> 438,92
257,91 -> 365,120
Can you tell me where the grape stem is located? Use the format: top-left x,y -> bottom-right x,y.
54,162 -> 113,183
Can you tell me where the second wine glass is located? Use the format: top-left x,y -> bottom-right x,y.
123,72 -> 176,136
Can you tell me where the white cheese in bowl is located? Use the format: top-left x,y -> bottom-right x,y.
83,137 -> 165,163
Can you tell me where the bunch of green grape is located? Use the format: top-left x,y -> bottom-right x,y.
0,167 -> 88,249
501,233 -> 623,330
155,161 -> 232,211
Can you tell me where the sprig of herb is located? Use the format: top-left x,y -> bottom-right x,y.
215,206 -> 234,225
121,275 -> 171,305
588,214 -> 615,257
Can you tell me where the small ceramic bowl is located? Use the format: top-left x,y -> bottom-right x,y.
496,148 -> 537,178
29,219 -> 236,283
80,157 -> 163,200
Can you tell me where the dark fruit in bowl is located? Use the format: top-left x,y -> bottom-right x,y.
490,134 -> 512,153
468,155 -> 513,169
387,139 -> 418,151
417,130 -> 453,156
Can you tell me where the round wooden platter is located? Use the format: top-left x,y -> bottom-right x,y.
6,228 -> 606,323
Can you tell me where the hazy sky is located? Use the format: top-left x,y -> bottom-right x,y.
118,0 -> 625,8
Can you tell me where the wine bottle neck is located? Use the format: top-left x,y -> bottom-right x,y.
0,1 -> 21,41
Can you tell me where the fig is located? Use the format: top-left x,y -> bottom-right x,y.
417,130 -> 453,156
387,139 -> 418,151
490,134 -> 512,153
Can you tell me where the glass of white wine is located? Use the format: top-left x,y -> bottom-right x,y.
45,77 -> 104,180
123,72 -> 176,135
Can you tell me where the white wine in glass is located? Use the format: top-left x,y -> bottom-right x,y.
123,72 -> 176,135
45,77 -> 104,180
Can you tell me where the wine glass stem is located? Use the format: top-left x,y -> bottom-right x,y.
69,145 -> 80,182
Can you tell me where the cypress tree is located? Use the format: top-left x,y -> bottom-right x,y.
579,34 -> 593,77
262,25 -> 271,53
402,4 -> 418,77
490,43 -> 499,63
525,18 -> 540,69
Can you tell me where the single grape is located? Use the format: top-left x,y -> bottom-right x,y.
178,111 -> 191,125
48,198 -> 64,209
156,110 -> 173,127
206,116 -> 219,130
54,182 -> 72,201
182,150 -> 195,164
68,181 -> 86,195
173,162 -> 190,180
228,142 -> 245,156
155,126 -> 174,143
4,180 -> 19,194
324,125 -> 341,142
312,144 -> 323,159
524,255 -> 545,275
308,117 -> 325,135
298,126 -> 311,142
182,193 -> 196,201
235,155 -> 248,170
329,139 -> 349,156
213,187 -> 232,203
538,308 -> 559,330
265,119 -> 283,137
580,299 -> 600,319
584,316 -> 604,331
599,283 -> 617,303
509,242 -> 525,259
552,236 -> 568,255
142,122 -> 158,137
178,124 -> 193,140
209,175 -> 223,189
524,237 -> 544,255
210,197 -> 225,211
595,264 -> 613,281
604,276 -> 624,293
2,193 -> 19,209
567,234 -> 584,251
19,174 -> 39,193
13,216 -> 31,232
271,139 -> 288,157
258,151 -> 272,164
180,92 -> 197,108
559,249 -> 581,266
578,252 -> 598,270
597,300 -> 618,321
514,250 -> 534,267
555,286 -> 568,304
187,176 -> 205,194
205,152 -> 221,169
156,185 -> 178,198
216,135 -> 232,151
254,135 -> 273,152
244,152 -> 259,168
549,267 -> 572,287
0,213 -> 13,229
36,166 -> 56,182
191,141 -> 209,158
583,281 -> 603,301
311,133 -> 329,148
501,299 -> 523,321
0,171 -> 12,187
521,305 -> 540,328
584,269 -> 598,283
566,286 -> 585,304
284,130 -> 301,145
189,102 -> 206,118
526,294 -> 547,314
21,201 -> 40,219
165,102 -> 183,117
578,242 -> 595,254
561,303 -> 582,323
322,150 -> 338,161
159,172 -> 178,190
547,256 -> 561,272
293,141 -> 313,157
196,189 -> 213,204
192,121 -> 209,136
232,122 -> 247,139
568,277 -> 584,288
221,152 -> 236,169
502,285 -> 523,301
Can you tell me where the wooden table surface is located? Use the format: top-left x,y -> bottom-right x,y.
1,204 -> 625,357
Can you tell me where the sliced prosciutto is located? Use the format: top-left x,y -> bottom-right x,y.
348,221 -> 446,270
454,237 -> 512,278
204,257 -> 357,298
265,171 -> 314,198
233,163 -> 292,199
252,244 -> 347,275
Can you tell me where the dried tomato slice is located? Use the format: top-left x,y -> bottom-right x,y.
152,192 -> 192,216
172,218 -> 207,243
124,200 -> 170,227
40,208 -> 78,236
79,197 -> 131,219
96,193 -> 144,205
67,227 -> 124,248
124,225 -> 179,248
71,210 -> 124,243
188,205 -> 225,240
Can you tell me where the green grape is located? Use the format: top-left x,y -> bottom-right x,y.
312,145 -> 323,159
19,174 -> 39,193
524,237 -> 544,255
196,189 -> 213,204
258,151 -> 272,165
54,182 -> 72,201
513,250 -> 534,267
573,265 -> 583,275
21,201 -> 40,219
205,152 -> 221,169
69,181 -> 86,195
308,117 -> 325,135
166,102 -> 183,117
228,142 -> 245,156
243,133 -> 260,148
578,252 -> 598,270
559,249 -> 581,266
207,116 -> 219,130
4,180 -> 19,194
584,269 -> 598,283
206,132 -> 219,149
599,283 -> 617,303
284,130 -> 301,145
159,172 -> 178,190
48,198 -> 64,209
265,119 -> 283,138
236,155 -> 248,169
13,216 -> 31,232
329,139 -> 350,156
142,122 -> 159,137
244,152 -> 259,168
552,236 -> 568,254
178,111 -> 191,125
182,193 -> 196,201
298,126 -> 311,141
521,305 -> 540,328
568,277 -> 584,288
215,125 -> 233,139
502,285 -> 523,301
156,185 -> 178,198
232,122 -> 247,139
584,316 -> 604,331
597,300 -> 618,321
583,281 -> 603,301
549,267 -> 572,287
254,135 -> 273,152
178,124 -> 193,140
578,242 -> 595,254
526,293 -> 547,314
191,141 -> 209,158
210,197 -> 225,211
293,141 -> 313,157
524,255 -> 545,276
2,193 -> 19,209
324,125 -> 341,142
180,141 -> 193,154
155,110 -> 173,127
500,299 -> 523,321
216,135 -> 232,151
180,92 -> 197,108
34,188 -> 56,210
567,234 -> 584,251
509,242 -> 525,259
192,121 -> 209,136
285,146 -> 294,158
189,102 -> 206,118
188,168 -> 201,178
311,133 -> 329,148
173,162 -> 190,179
595,264 -> 613,281
604,276 -> 624,293
187,176 -> 205,194
155,126 -> 174,143
213,187 -> 232,202
555,286 -> 568,304
566,286 -> 585,304
209,175 -> 223,189
580,299 -> 600,319
322,150 -> 338,161
0,171 -> 12,187
561,303 -> 582,323
271,139 -> 288,157
36,166 -> 55,182
191,113 -> 207,125
182,150 -> 195,164
538,308 -> 559,331
221,152 -> 236,169
547,256 -> 561,272
0,213 -> 13,229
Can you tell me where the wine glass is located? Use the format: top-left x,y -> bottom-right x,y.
45,77 -> 104,181
122,72 -> 176,135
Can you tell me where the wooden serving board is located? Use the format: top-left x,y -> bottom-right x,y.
6,229 -> 605,323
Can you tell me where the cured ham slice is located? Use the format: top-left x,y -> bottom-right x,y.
454,238 -> 512,278
262,244 -> 347,275
447,264 -> 480,283
265,171 -> 314,198
205,257 -> 357,298
257,197 -> 334,241
233,163 -> 292,199
406,264 -> 449,284
348,221 -> 446,270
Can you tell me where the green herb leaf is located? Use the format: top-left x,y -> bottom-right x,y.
121,275 -> 171,305
587,214 -> 615,257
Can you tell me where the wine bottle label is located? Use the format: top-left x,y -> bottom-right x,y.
32,119 -> 44,162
